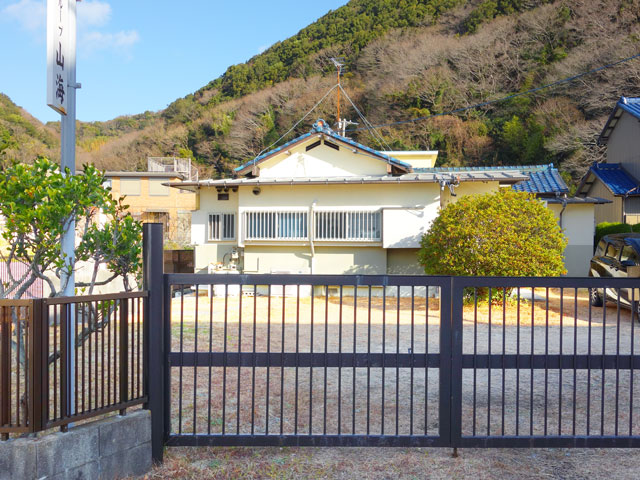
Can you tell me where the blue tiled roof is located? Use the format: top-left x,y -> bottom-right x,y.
599,96 -> 640,144
512,164 -> 569,194
234,119 -> 411,173
589,162 -> 640,196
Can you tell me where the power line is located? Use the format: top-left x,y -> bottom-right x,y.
347,51 -> 640,132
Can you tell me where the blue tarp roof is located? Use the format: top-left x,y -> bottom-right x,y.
234,120 -> 411,173
588,162 -> 640,196
598,97 -> 640,144
512,164 -> 569,194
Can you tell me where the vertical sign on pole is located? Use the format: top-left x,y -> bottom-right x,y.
47,0 -> 69,115
47,0 -> 78,419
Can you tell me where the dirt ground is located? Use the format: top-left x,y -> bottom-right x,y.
145,288 -> 640,479
144,446 -> 640,479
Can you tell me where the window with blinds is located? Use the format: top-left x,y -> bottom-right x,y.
243,211 -> 308,241
208,213 -> 235,241
314,210 -> 381,241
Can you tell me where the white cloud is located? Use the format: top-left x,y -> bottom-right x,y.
2,0 -> 46,32
80,29 -> 139,58
78,0 -> 111,28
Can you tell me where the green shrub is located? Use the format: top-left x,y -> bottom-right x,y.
632,223 -> 640,233
595,222 -> 633,245
418,190 -> 567,277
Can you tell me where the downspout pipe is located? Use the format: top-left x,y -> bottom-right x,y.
558,195 -> 568,229
309,201 -> 316,274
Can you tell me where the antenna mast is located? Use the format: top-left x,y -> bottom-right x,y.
330,57 -> 345,129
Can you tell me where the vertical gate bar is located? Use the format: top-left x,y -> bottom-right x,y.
88,303 -> 93,412
530,287 -> 534,436
410,286 -> 415,436
366,285 -> 371,436
295,285 -> 300,435
352,284 -> 357,435
615,290 -> 621,436
137,297 -> 141,399
395,287 -> 400,437
222,285 -> 228,435
280,289 -> 285,435
487,287 -> 491,437
237,284 -> 242,435
338,285 -> 343,435
0,307 -> 8,432
501,288 -> 506,436
60,304 -> 68,425
16,307 -> 21,427
82,305 -> 87,413
544,288 -> 549,436
516,287 -> 520,436
630,287 -> 635,436
207,281 -> 213,433
587,296 -> 592,436
381,285 -> 385,435
425,288 -> 429,436
95,301 -> 100,410
251,285 -> 256,436
75,304 -> 79,414
601,293 -> 606,436
119,298 -> 129,413
193,285 -> 199,435
178,286 -> 184,435
559,288 -> 564,435
30,300 -> 45,433
266,285 -> 271,435
573,289 -> 578,436
473,289 -> 478,437
441,277 -> 457,447
309,286 -> 314,435
323,286 -> 328,436
53,305 -> 58,421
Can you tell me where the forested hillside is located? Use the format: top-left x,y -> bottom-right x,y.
4,0 -> 640,185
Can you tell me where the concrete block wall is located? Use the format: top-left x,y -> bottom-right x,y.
0,410 -> 152,480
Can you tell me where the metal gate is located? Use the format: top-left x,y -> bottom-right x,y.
160,272 -> 640,449
164,274 -> 451,447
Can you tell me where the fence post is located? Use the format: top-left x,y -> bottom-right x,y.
143,223 -> 165,463
29,299 -> 45,433
119,298 -> 129,414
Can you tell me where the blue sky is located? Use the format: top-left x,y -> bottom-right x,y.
0,0 -> 349,123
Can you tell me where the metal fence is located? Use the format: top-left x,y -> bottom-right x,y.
0,292 -> 148,438
162,273 -> 640,449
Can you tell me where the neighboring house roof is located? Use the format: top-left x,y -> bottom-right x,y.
511,164 -> 569,195
167,169 -> 530,191
545,196 -> 611,205
234,119 -> 412,175
598,96 -> 640,145
576,162 -> 640,197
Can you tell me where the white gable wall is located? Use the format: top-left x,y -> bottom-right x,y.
258,141 -> 389,178
607,111 -> 640,180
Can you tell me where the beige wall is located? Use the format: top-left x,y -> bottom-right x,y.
547,202 -> 595,276
109,175 -> 197,245
191,188 -> 239,245
387,249 -> 423,275
259,140 -> 389,178
440,181 -> 500,208
607,111 -> 640,180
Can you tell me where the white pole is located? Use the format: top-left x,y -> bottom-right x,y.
60,0 -> 78,418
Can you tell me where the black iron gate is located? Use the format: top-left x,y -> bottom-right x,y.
159,272 -> 640,449
164,274 -> 451,447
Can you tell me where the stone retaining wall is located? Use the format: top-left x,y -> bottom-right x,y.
0,410 -> 152,480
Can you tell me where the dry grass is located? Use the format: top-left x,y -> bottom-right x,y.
142,288 -> 640,478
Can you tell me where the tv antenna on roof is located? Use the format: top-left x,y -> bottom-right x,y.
330,57 -> 345,126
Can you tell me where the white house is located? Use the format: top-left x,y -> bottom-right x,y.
171,120 -> 604,278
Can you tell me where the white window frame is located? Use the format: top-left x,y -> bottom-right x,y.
242,209 -> 309,242
208,213 -> 235,241
314,209 -> 381,242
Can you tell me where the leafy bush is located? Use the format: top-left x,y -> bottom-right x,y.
595,222 -> 633,245
633,223 -> 640,233
418,190 -> 567,277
